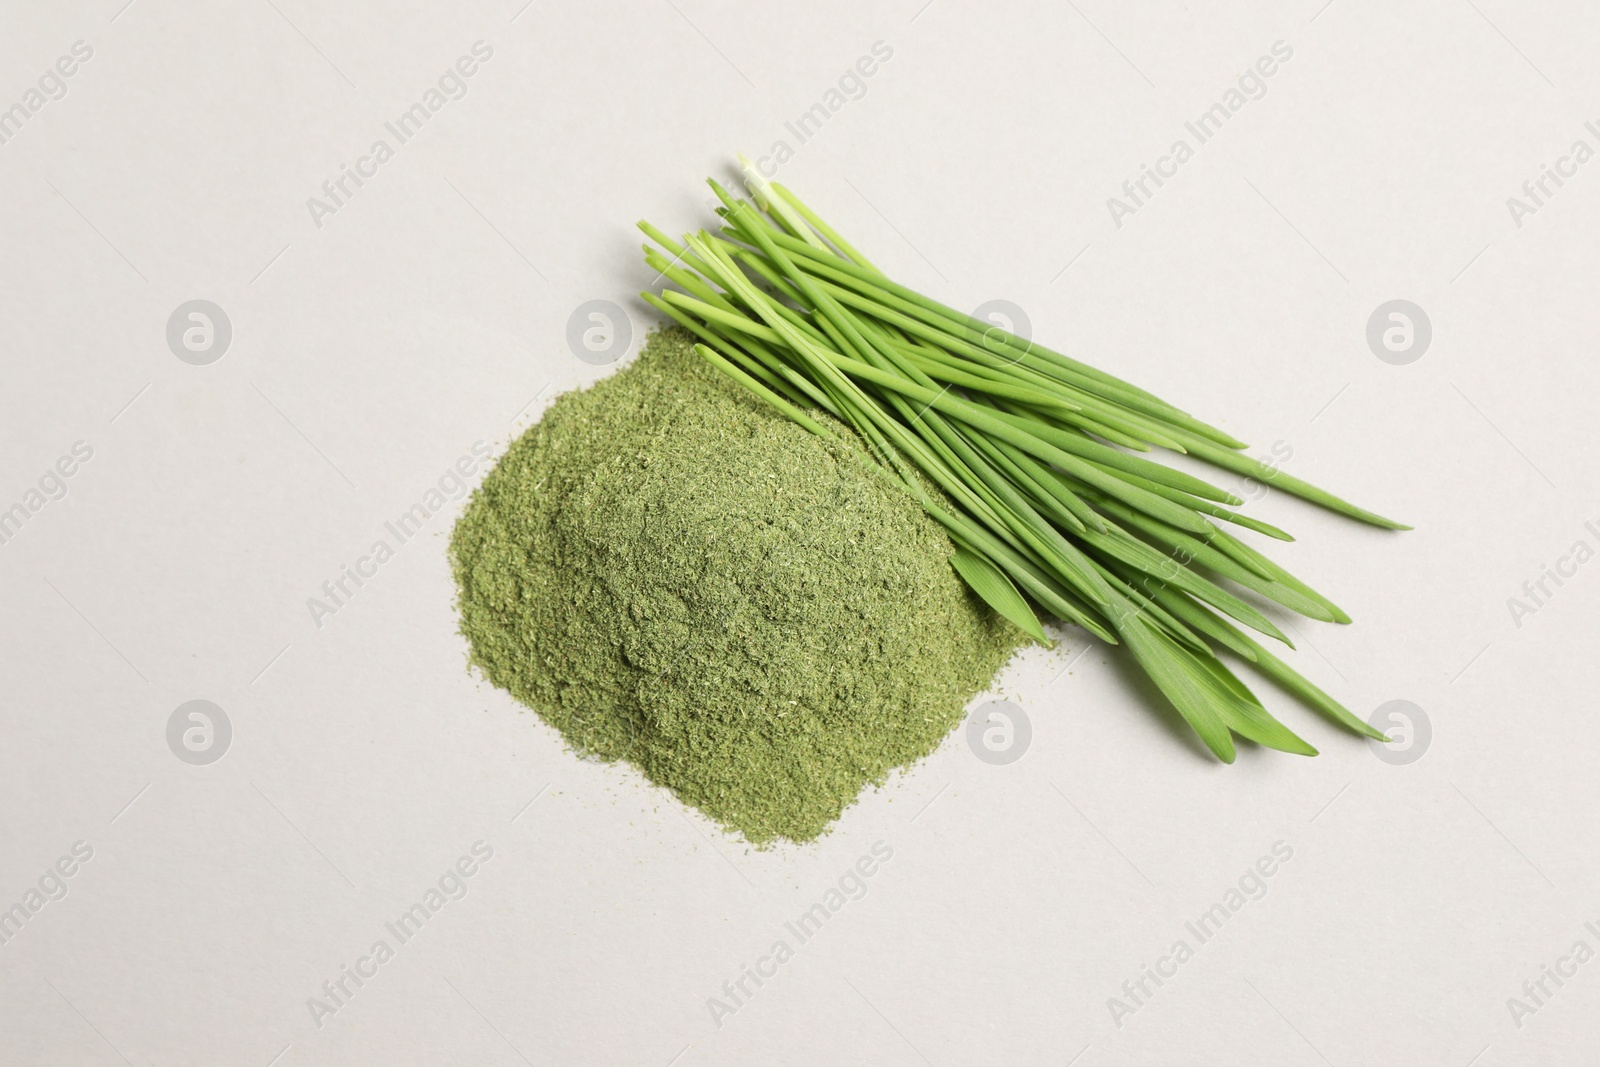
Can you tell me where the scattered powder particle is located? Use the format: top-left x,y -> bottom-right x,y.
450,327 -> 1024,845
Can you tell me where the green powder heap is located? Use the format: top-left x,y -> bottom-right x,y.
451,327 -> 1023,845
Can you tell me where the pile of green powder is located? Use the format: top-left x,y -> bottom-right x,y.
450,327 -> 1024,845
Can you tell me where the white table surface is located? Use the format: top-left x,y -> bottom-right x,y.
2,1 -> 1597,1064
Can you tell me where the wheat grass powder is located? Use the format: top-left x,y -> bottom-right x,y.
450,327 -> 1023,845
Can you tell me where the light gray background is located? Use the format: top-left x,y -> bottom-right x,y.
2,1 -> 1596,1064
